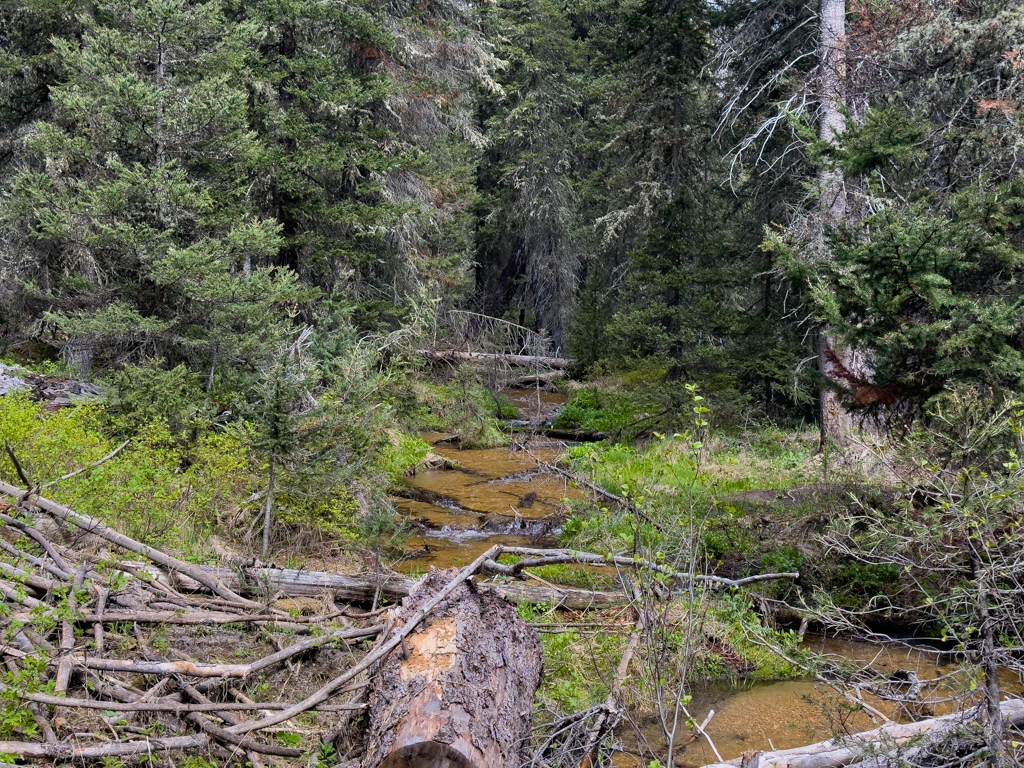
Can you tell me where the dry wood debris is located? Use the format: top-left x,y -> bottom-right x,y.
0,478 -> 800,764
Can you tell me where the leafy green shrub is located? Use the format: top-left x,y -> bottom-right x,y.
553,388 -> 647,434
0,395 -> 249,557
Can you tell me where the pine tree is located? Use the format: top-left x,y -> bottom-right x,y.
781,1 -> 1024,417
2,0 -> 306,376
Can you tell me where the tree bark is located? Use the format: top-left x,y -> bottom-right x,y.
817,0 -> 853,448
969,545 -> 1006,766
363,570 -> 543,768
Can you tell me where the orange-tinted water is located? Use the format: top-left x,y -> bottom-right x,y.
391,427 -> 578,572
622,637 -> 1024,767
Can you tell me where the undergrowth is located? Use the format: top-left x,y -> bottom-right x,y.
0,391 -> 423,560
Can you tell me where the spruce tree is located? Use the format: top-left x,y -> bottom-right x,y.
3,0 -> 305,375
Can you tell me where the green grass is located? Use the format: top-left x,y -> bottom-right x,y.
562,424 -> 822,500
407,377 -> 511,448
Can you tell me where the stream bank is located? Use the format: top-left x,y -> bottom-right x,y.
391,389 -> 1023,767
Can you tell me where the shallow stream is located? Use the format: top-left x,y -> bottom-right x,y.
389,390 -> 1022,766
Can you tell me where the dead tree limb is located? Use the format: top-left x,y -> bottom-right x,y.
39,440 -> 130,490
0,512 -> 72,573
0,735 -> 208,758
484,546 -> 799,589
697,698 -> 1024,768
0,560 -> 56,592
0,538 -> 69,581
53,563 -> 86,732
417,349 -> 576,369
0,480 -> 261,609
178,686 -> 302,758
197,564 -> 626,610
5,689 -> 365,713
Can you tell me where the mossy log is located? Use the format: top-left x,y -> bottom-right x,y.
362,570 -> 543,768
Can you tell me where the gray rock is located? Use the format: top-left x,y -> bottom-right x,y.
0,363 -> 29,396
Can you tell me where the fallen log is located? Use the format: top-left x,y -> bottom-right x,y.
417,349 -> 577,370
223,545 -> 508,736
362,568 -> 543,768
7,690 -> 366,714
698,698 -> 1024,768
504,426 -> 610,442
195,564 -> 627,610
63,624 -> 382,679
0,735 -> 208,759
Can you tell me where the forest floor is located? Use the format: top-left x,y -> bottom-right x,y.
0,360 -> 947,766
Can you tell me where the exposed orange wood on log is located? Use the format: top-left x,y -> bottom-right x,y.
363,569 -> 543,768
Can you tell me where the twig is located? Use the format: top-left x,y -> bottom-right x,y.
691,709 -> 723,762
0,538 -> 69,581
0,513 -> 72,573
0,688 -> 364,713
177,680 -> 301,758
3,442 -> 33,491
40,440 -> 130,490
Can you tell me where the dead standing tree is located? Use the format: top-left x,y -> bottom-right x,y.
817,468 -> 1024,767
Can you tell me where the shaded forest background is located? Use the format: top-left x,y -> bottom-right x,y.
2,0 -> 1022,417
1,0 -> 1024,549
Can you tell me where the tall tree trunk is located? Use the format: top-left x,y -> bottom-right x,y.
262,457 -> 275,559
817,0 -> 853,447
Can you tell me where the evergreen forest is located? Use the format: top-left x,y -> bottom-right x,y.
1,0 -> 1024,766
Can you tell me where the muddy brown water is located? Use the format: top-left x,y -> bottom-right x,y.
392,434 -> 575,572
389,393 -> 1022,766
643,637 -> 1023,767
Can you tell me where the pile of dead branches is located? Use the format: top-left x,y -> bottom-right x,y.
0,489 -> 391,763
0,475 -> 801,765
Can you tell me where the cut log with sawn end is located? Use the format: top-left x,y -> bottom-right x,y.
363,569 -> 543,768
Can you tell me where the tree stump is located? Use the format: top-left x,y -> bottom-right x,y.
363,570 -> 543,768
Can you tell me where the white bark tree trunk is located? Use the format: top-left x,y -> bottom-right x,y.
817,0 -> 854,447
